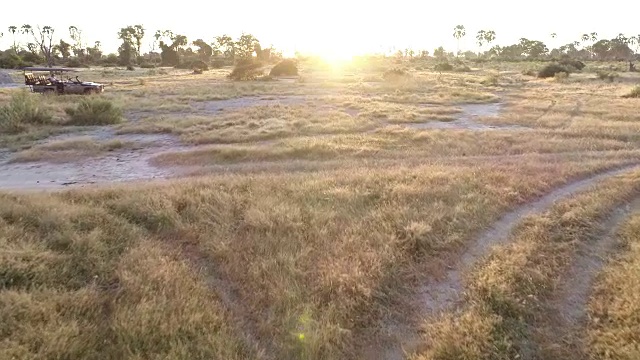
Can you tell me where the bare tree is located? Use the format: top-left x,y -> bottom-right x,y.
21,24 -> 56,67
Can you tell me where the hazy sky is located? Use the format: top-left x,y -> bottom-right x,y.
1,0 -> 639,57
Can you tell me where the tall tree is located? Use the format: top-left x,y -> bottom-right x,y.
192,39 -> 213,61
68,26 -> 85,57
21,24 -> 56,67
235,33 -> 259,59
118,25 -> 145,62
215,34 -> 235,59
453,25 -> 466,55
8,26 -> 19,52
54,39 -> 71,60
476,30 -> 486,54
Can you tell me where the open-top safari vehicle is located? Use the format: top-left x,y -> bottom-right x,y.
23,67 -> 105,94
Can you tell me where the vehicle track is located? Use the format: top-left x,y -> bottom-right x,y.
173,239 -> 276,360
535,196 -> 640,359
367,163 -> 640,360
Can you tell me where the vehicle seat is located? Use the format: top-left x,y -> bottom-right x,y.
24,73 -> 37,85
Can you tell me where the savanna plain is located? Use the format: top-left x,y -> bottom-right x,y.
2,58 -> 640,360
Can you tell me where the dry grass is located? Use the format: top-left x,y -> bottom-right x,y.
0,158 -> 636,359
2,60 -> 640,359
414,170 -> 640,360
9,137 -> 133,163
587,214 -> 640,360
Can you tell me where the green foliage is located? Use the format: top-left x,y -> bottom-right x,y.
0,91 -> 52,133
64,97 -> 123,126
269,59 -> 298,76
538,63 -> 569,78
228,59 -> 263,80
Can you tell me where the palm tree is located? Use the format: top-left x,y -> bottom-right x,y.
8,26 -> 18,52
476,30 -> 486,55
453,25 -> 466,56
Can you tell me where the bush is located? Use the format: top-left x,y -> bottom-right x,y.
481,73 -> 500,86
269,59 -> 298,76
538,64 -> 569,78
64,97 -> 123,126
554,71 -> 569,82
597,71 -> 618,82
211,59 -> 226,69
228,59 -> 263,81
140,63 -> 156,69
126,65 -> 135,71
176,60 -> 209,71
559,58 -> 585,71
0,91 -> 52,133
383,68 -> 409,81
454,64 -> 471,72
434,62 -> 454,71
66,58 -> 88,68
622,85 -> 640,98
0,52 -> 25,69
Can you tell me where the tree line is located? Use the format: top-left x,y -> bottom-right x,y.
0,24 -> 639,69
0,24 -> 281,69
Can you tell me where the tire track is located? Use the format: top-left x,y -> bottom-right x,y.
369,163 -> 640,359
536,196 -> 640,359
171,239 -> 276,360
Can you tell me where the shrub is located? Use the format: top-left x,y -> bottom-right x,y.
176,60 -> 209,71
454,64 -> 472,72
0,52 -> 25,69
538,64 -> 569,78
554,71 -> 569,82
622,85 -> 640,98
193,68 -> 204,75
211,59 -> 226,69
434,62 -> 454,71
559,58 -> 585,70
481,73 -> 500,86
597,71 -> 618,82
228,59 -> 263,81
383,68 -> 409,82
140,63 -> 156,69
64,97 -> 123,126
126,65 -> 135,71
269,59 -> 298,76
66,58 -> 88,68
0,91 -> 52,133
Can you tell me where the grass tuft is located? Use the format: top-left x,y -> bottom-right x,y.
0,90 -> 52,134
64,97 -> 123,125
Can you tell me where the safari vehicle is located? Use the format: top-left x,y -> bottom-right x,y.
23,67 -> 104,94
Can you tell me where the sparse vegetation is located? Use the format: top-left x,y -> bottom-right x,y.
64,97 -> 123,125
434,62 -> 453,71
0,90 -> 52,133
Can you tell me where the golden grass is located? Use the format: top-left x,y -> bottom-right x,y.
0,193 -> 253,360
414,170 -> 640,360
151,129 -> 635,167
0,158 -> 636,359
587,214 -> 640,360
10,137 -> 133,163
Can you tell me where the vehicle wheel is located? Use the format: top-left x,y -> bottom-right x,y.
43,88 -> 55,95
